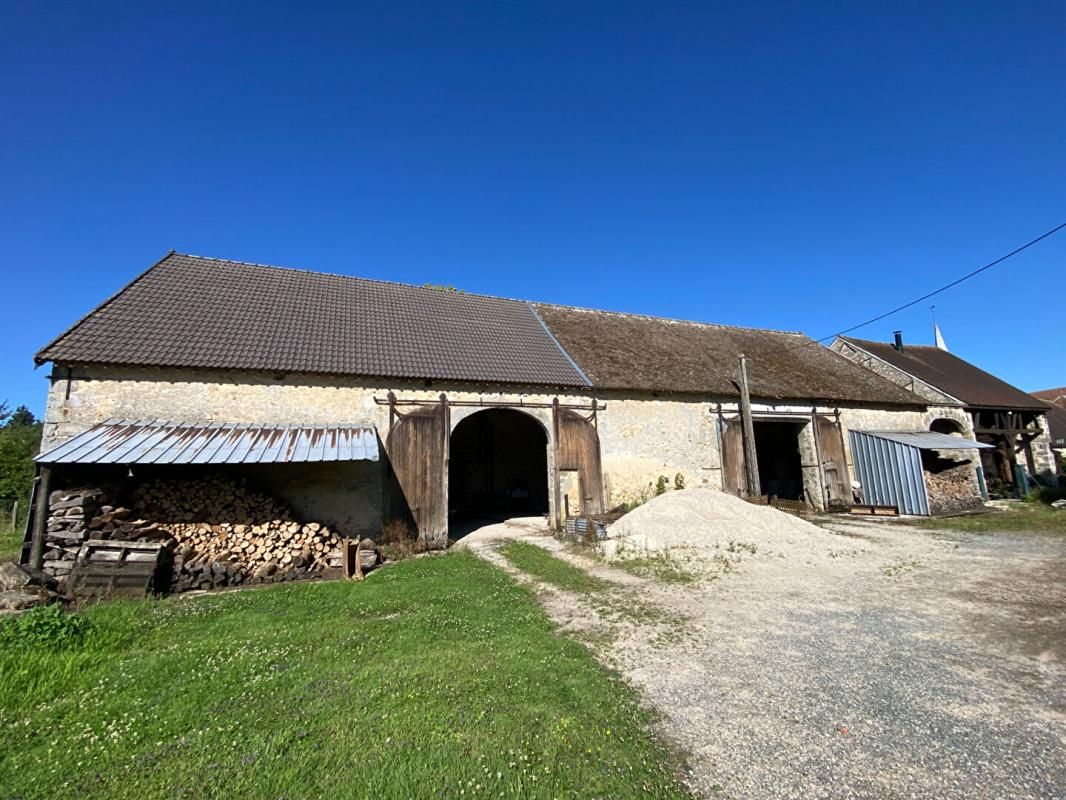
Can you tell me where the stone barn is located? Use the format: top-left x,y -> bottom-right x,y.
29,253 -> 960,563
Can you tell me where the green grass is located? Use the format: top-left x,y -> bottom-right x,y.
0,522 -> 23,562
603,545 -> 701,586
500,542 -> 691,639
918,503 -> 1066,534
500,541 -> 610,594
0,551 -> 693,800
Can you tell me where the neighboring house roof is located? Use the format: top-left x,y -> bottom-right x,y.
841,336 -> 1048,411
1042,402 -> 1066,447
1032,387 -> 1066,408
534,304 -> 922,405
36,252 -> 923,406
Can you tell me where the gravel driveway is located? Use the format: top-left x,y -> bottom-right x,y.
462,515 -> 1066,799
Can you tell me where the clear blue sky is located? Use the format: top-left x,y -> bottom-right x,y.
3,1 -> 1064,416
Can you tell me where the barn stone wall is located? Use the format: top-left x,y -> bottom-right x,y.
41,364 -> 935,521
40,366 -> 723,517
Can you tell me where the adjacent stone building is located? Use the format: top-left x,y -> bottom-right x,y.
31,253 -> 973,549
832,333 -> 1058,493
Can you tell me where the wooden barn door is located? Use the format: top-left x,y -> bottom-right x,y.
554,407 -> 604,516
718,416 -> 746,496
815,413 -> 849,508
386,397 -> 449,548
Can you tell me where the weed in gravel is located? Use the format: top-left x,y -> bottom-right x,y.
501,542 -> 691,643
881,557 -> 924,577
609,542 -> 703,586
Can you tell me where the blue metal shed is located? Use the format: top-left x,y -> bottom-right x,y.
848,430 -> 992,516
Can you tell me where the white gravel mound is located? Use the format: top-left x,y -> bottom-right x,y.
602,487 -> 849,565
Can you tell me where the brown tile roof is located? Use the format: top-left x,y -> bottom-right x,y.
1042,402 -> 1066,446
36,252 -> 922,406
841,337 -> 1048,411
1032,387 -> 1066,408
36,253 -> 591,388
532,305 -> 923,405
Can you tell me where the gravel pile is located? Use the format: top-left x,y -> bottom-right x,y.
602,488 -> 849,566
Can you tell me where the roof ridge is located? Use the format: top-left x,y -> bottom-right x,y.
34,250 -> 177,366
175,251 -> 539,307
176,252 -> 809,338
842,335 -> 945,352
535,301 -> 807,337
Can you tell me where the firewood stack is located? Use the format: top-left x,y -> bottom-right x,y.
42,475 -> 379,592
925,462 -> 983,515
130,476 -> 377,591
42,487 -> 109,581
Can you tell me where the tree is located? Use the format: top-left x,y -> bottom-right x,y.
4,405 -> 36,428
0,402 -> 43,527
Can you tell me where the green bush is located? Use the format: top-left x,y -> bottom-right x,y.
674,472 -> 686,490
0,604 -> 91,651
655,475 -> 668,495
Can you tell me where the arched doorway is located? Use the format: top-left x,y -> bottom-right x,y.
930,418 -> 964,436
449,409 -> 549,527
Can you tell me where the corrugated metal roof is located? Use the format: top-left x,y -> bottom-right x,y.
859,430 -> 993,450
36,420 -> 379,465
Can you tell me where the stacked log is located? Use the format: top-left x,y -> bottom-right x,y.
41,475 -> 379,592
42,487 -> 109,581
925,461 -> 983,515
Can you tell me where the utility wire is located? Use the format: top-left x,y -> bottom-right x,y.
759,220 -> 1066,357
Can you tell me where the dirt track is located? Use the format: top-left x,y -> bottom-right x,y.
462,515 -> 1066,799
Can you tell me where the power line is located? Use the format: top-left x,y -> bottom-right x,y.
763,220 -> 1066,357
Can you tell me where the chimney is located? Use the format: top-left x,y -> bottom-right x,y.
893,331 -> 904,352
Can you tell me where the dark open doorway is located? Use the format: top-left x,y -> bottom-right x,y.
753,420 -> 805,501
449,409 -> 549,526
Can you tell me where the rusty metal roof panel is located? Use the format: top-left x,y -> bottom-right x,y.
37,420 -> 379,465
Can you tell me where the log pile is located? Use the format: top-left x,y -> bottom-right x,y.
925,461 -> 983,515
42,475 -> 379,592
42,487 -> 110,581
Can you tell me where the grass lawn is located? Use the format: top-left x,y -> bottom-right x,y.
0,551 -> 692,800
499,541 -> 609,594
0,524 -> 23,563
919,502 -> 1066,534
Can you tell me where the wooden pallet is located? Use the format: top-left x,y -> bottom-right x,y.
744,495 -> 812,518
68,540 -> 170,598
848,504 -> 899,517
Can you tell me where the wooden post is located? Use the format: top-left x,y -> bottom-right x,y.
9,500 -> 16,531
737,355 -> 761,497
29,466 -> 51,571
552,398 -> 563,531
810,407 -> 827,509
